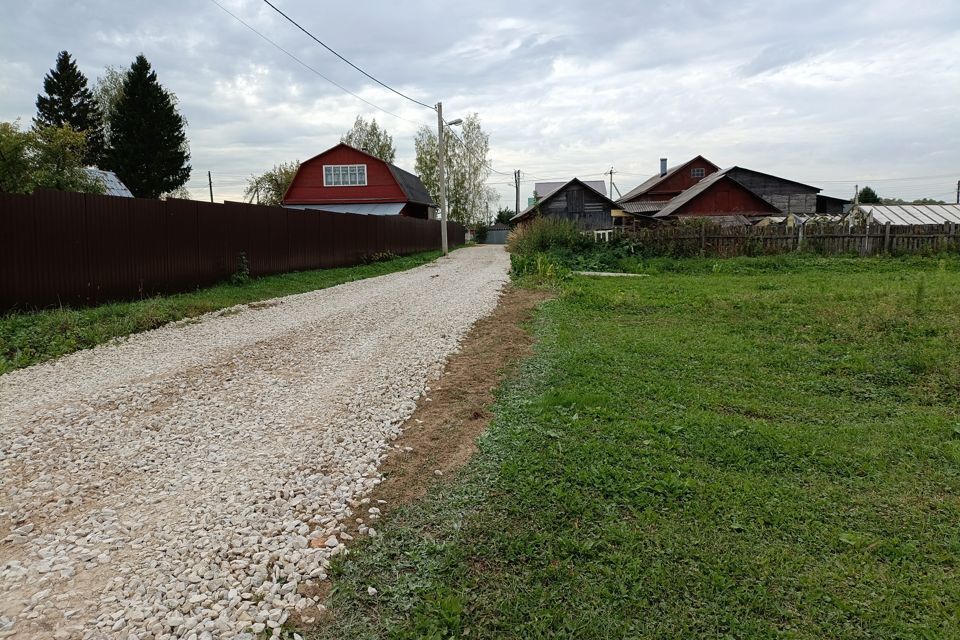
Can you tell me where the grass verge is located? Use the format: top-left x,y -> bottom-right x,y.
0,251 -> 441,374
315,254 -> 960,639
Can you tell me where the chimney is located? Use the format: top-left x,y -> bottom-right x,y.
659,158 -> 668,177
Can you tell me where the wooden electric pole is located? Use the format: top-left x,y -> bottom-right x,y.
514,170 -> 521,216
208,171 -> 214,203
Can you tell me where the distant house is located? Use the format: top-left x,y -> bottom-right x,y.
282,143 -> 436,218
512,178 -> 621,230
618,159 -> 848,224
83,168 -> 133,197
529,180 -> 608,206
633,171 -> 781,220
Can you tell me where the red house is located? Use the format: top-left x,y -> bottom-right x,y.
282,143 -> 436,219
619,155 -> 720,206
619,156 -> 779,221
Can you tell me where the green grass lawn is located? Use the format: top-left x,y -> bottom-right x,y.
0,251 -> 441,374
318,255 -> 960,639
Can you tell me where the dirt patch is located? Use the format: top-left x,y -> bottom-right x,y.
371,285 -> 551,508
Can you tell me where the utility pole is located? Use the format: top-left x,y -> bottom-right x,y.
608,166 -> 615,199
514,170 -> 521,216
436,102 -> 448,255
208,171 -> 214,203
955,179 -> 959,204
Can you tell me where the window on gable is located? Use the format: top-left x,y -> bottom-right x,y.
323,164 -> 368,187
691,167 -> 706,178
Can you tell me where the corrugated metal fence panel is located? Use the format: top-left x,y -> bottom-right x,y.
85,192 -> 133,305
166,199 -> 201,293
0,191 -> 466,311
0,194 -> 37,309
34,190 -> 89,307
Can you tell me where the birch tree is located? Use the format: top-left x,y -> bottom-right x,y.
414,113 -> 496,226
341,116 -> 395,163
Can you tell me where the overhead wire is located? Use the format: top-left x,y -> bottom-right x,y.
206,0 -> 427,126
261,0 -> 437,111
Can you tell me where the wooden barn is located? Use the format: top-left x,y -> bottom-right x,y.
511,178 -> 621,231
724,167 -> 822,215
632,171 -> 781,221
282,143 -> 436,219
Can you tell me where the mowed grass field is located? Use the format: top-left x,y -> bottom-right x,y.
318,256 -> 960,639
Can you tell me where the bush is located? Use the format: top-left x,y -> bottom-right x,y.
506,217 -> 590,256
473,224 -> 489,244
510,252 -> 571,282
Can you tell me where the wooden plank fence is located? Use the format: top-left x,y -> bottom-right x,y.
621,222 -> 960,258
0,189 -> 465,311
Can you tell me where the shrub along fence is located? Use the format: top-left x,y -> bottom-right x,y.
623,222 -> 960,258
0,189 -> 465,311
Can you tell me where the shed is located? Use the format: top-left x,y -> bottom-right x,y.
849,204 -> 960,226
282,143 -> 436,218
484,222 -> 512,244
512,178 -> 622,231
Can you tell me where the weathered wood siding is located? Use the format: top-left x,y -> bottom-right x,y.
726,168 -> 818,214
540,184 -> 614,230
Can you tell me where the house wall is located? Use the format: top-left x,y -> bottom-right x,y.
539,184 -> 614,230
284,146 -> 406,205
725,168 -> 818,214
674,179 -> 779,217
399,202 -> 430,219
634,157 -> 719,201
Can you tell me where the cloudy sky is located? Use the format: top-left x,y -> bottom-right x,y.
2,0 -> 958,206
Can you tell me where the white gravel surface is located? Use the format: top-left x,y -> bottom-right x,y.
0,245 -> 509,640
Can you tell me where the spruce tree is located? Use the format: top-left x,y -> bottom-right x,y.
34,50 -> 105,166
105,55 -> 190,199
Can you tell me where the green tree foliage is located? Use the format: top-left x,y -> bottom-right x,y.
0,120 -> 104,194
495,207 -> 516,225
244,161 -> 300,205
104,55 -> 190,199
857,186 -> 881,204
414,113 -> 497,226
341,116 -> 396,163
34,51 -> 105,166
882,197 -> 947,205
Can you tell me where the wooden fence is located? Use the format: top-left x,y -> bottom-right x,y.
621,222 -> 960,258
0,189 -> 465,311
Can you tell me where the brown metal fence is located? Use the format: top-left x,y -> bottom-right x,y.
0,189 -> 466,311
622,222 -> 960,258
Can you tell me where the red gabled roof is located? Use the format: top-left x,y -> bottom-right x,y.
618,155 -> 720,202
653,172 -> 780,218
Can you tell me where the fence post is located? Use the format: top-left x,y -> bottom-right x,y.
700,223 -> 706,253
797,224 -> 804,252
883,222 -> 891,254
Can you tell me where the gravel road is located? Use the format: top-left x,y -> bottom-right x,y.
0,245 -> 509,640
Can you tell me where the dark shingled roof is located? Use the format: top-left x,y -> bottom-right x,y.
386,164 -> 436,207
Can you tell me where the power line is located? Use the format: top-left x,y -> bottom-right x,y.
207,0 -> 426,126
261,0 -> 436,111
441,120 -> 512,177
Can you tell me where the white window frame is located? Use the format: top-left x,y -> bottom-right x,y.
691,167 -> 706,178
323,164 -> 368,187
